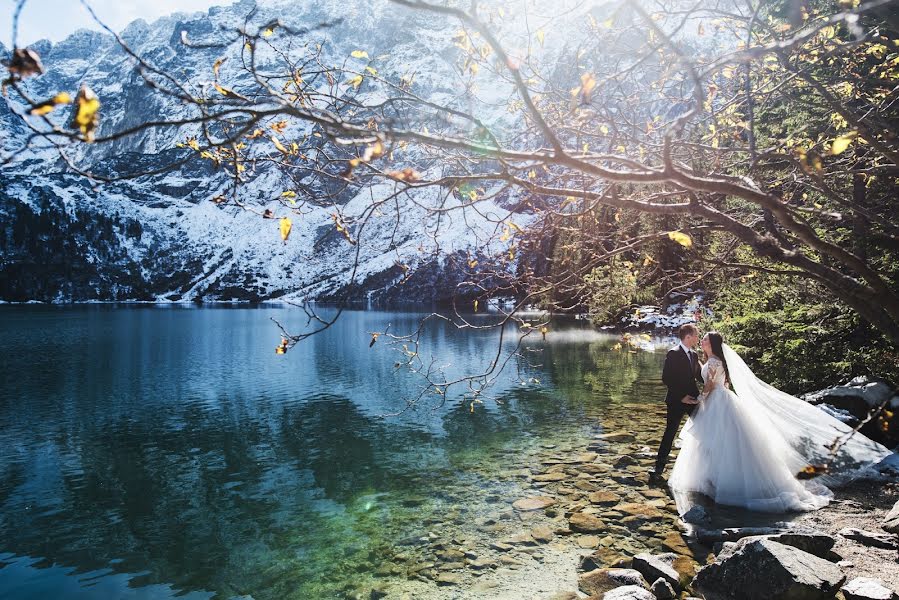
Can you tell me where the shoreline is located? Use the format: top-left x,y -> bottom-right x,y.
366,399 -> 899,600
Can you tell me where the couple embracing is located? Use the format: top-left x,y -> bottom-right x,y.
652,323 -> 891,513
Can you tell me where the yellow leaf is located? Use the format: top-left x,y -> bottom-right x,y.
347,74 -> 364,89
364,66 -> 378,76
29,91 -> 72,115
281,190 -> 297,198
270,136 -> 289,154
580,72 -> 596,101
279,217 -> 292,242
667,231 -> 693,248
351,50 -> 369,59
262,27 -> 275,37
72,85 -> 100,141
536,30 -> 545,46
213,57 -> 226,78
473,299 -> 479,312
831,131 -> 857,155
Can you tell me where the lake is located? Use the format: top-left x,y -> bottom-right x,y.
0,305 -> 680,599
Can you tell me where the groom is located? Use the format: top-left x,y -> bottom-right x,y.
652,323 -> 703,480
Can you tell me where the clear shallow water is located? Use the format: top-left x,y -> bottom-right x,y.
0,306 -> 670,599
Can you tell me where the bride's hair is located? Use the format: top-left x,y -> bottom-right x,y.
706,331 -> 732,386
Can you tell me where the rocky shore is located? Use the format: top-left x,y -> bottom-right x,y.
349,391 -> 899,600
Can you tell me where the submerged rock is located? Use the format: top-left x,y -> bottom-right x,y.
694,538 -> 845,600
570,512 -> 606,533
513,496 -> 556,511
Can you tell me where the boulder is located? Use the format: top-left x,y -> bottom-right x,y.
694,538 -> 845,600
882,499 -> 899,534
838,527 -> 899,550
681,505 -> 710,524
650,577 -> 676,600
602,585 -> 656,600
696,526 -> 822,545
578,568 -> 648,596
715,531 -> 836,559
631,553 -> 683,592
841,577 -> 899,600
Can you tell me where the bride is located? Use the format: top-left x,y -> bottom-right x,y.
668,331 -> 893,513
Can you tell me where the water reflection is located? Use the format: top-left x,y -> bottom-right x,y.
0,305 -> 670,599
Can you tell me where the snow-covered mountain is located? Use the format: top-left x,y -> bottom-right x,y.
0,0 -> 560,303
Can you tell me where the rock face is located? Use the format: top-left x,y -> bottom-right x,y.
0,0 -> 535,304
693,539 -> 846,600
578,568 -> 648,596
841,577 -> 899,600
882,500 -> 899,534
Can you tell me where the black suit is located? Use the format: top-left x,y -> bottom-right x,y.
655,346 -> 703,474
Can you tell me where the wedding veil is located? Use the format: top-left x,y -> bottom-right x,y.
721,343 -> 893,486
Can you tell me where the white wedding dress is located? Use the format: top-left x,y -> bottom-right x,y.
669,344 -> 892,513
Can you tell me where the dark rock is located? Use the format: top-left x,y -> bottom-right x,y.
694,538 -> 845,600
682,505 -> 710,524
615,455 -> 638,468
650,577 -> 676,600
838,527 -> 898,550
578,568 -> 648,596
841,577 -> 899,600
716,531 -> 836,560
696,526 -> 819,545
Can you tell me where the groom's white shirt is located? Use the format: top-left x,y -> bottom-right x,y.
678,341 -> 692,358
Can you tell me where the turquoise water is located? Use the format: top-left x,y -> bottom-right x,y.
0,306 -> 668,599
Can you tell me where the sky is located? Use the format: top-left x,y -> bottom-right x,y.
0,0 -> 237,47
